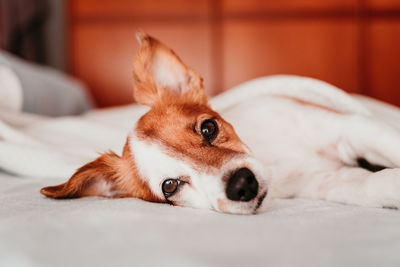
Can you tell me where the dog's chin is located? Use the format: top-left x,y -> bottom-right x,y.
252,190 -> 268,214
215,190 -> 268,215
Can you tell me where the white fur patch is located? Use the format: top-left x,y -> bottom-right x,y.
128,126 -> 268,214
129,128 -> 196,198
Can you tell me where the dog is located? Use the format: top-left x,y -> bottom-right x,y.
41,31 -> 400,214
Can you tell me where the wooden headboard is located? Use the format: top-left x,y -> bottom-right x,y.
68,0 -> 400,107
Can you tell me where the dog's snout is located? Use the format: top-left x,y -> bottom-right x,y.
226,168 -> 258,202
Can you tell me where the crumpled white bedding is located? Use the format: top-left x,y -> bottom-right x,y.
1,76 -> 400,267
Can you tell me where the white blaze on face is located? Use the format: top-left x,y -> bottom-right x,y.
129,129 -> 210,209
129,127 -> 268,214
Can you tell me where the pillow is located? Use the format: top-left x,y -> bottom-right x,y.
0,51 -> 93,116
0,66 -> 23,112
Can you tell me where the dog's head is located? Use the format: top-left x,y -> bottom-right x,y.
41,32 -> 268,214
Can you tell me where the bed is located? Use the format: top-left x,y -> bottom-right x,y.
1,72 -> 400,266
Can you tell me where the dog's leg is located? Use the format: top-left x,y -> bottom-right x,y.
331,114 -> 400,169
286,114 -> 400,208
296,167 -> 400,209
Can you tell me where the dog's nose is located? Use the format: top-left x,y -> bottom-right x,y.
226,168 -> 258,201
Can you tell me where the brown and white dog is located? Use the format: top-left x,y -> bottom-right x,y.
41,31 -> 400,214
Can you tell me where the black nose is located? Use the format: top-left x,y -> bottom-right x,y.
226,168 -> 258,201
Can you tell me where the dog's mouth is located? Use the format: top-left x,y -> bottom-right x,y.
253,190 -> 267,213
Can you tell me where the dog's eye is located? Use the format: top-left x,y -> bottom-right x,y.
162,179 -> 180,197
201,119 -> 218,142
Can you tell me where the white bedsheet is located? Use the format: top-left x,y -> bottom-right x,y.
1,76 -> 400,267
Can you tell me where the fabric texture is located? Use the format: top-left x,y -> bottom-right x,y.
1,75 -> 400,267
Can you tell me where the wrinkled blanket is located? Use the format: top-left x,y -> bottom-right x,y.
1,76 -> 400,267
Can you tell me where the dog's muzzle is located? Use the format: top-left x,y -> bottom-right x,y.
226,168 -> 258,201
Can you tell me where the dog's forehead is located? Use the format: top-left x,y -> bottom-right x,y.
136,102 -> 218,138
140,102 -> 218,127
135,102 -> 247,170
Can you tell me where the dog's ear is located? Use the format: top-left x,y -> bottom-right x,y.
40,152 -> 128,199
133,30 -> 207,107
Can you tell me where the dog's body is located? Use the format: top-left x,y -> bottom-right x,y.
219,77 -> 400,210
41,32 -> 400,214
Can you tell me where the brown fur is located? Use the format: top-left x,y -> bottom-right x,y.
40,141 -> 164,203
133,31 -> 246,172
133,31 -> 207,107
136,101 -> 246,172
41,31 -> 244,203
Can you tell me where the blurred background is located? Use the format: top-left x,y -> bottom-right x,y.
0,0 -> 399,108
